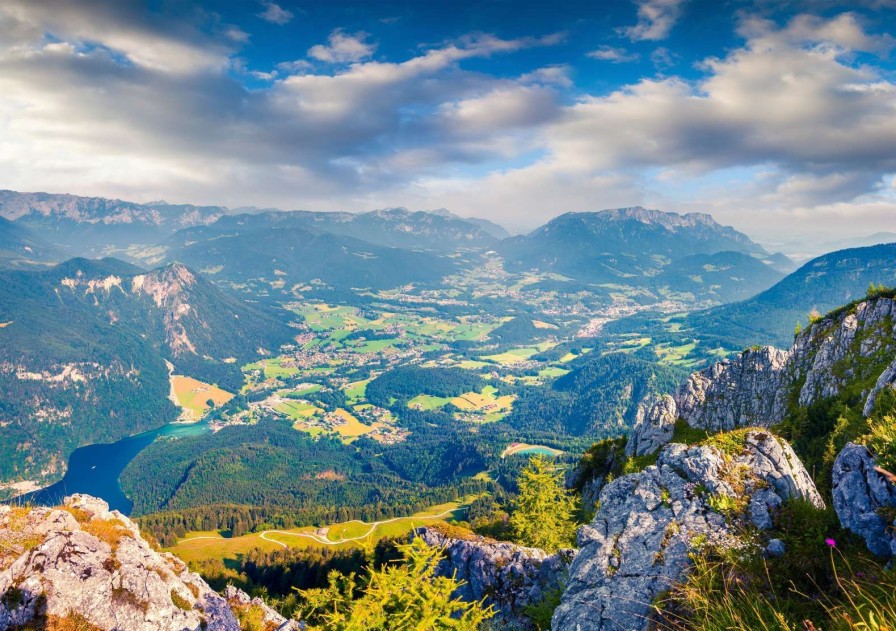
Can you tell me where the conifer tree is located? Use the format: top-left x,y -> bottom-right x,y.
296,537 -> 494,630
510,455 -> 577,553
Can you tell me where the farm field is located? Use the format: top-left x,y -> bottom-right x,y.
169,376 -> 234,421
330,408 -> 373,439
407,385 -> 514,422
166,498 -> 473,564
274,399 -> 322,420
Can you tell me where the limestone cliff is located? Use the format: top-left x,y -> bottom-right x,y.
673,297 -> 896,433
0,494 -> 296,631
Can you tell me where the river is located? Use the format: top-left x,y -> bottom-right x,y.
17,422 -> 209,515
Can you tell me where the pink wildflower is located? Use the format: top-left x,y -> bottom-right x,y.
825,538 -> 837,548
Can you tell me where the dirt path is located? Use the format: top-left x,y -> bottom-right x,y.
179,507 -> 461,550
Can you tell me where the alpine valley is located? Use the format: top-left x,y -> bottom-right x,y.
1,189 -> 896,631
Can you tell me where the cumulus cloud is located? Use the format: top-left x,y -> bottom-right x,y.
587,45 -> 640,62
0,0 -> 241,73
308,29 -> 376,64
0,1 -> 894,242
622,0 -> 687,41
257,1 -> 294,26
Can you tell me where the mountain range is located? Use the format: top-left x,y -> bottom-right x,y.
1,191 -> 803,304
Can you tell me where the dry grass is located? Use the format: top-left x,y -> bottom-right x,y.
83,518 -> 129,552
21,612 -> 103,631
112,586 -> 150,614
170,589 -> 192,612
1,507 -> 44,567
59,507 -> 92,525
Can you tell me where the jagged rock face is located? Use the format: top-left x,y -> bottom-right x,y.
673,298 -> 896,433
626,394 -> 677,458
832,444 -> 896,558
676,346 -> 792,431
0,494 -> 295,631
793,299 -> 896,408
417,527 -> 572,629
553,432 -> 822,631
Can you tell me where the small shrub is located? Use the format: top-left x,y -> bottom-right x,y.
864,414 -> 896,472
232,603 -> 269,631
523,587 -> 562,630
670,419 -> 711,446
622,453 -> 658,475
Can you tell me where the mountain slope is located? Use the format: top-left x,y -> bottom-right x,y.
163,207 -> 501,253
649,250 -> 786,303
602,243 -> 896,366
0,258 -> 293,487
498,207 -> 782,285
0,217 -> 60,269
682,242 -> 896,348
163,226 -> 458,291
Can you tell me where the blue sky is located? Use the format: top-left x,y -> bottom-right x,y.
0,0 -> 895,244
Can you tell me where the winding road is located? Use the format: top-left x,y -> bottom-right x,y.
179,507 -> 461,550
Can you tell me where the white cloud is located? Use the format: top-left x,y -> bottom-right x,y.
0,3 -> 894,241
308,29 -> 376,64
257,1 -> 293,26
587,45 -> 640,63
622,0 -> 687,42
0,0 -> 240,74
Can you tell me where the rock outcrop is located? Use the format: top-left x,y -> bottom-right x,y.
0,494 -> 296,631
417,526 -> 572,629
792,299 -> 896,408
832,443 -> 896,558
625,394 -> 677,458
673,298 -> 896,434
676,346 -> 792,430
553,431 -> 822,631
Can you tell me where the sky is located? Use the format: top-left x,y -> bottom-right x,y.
1,0 -> 895,244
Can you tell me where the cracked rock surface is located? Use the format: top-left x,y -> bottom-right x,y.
832,443 -> 896,558
0,494 -> 296,630
552,432 -> 821,631
626,394 -> 677,458
674,298 -> 896,433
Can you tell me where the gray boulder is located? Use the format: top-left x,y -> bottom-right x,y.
552,432 -> 821,631
625,394 -> 677,458
832,443 -> 896,557
0,494 -> 296,630
417,526 -> 572,629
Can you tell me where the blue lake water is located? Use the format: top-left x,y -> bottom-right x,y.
513,446 -> 562,457
17,422 -> 209,515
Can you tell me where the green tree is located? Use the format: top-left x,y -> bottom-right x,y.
296,537 -> 494,630
510,455 -> 577,552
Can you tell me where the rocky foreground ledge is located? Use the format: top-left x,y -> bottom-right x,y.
0,494 -> 297,631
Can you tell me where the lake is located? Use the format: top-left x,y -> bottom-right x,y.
17,422 -> 209,515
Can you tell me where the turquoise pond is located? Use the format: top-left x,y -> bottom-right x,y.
18,422 -> 209,515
